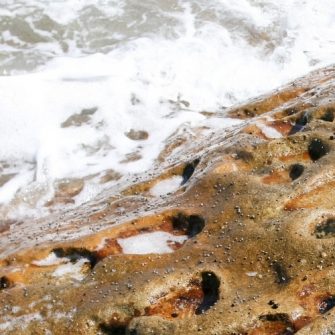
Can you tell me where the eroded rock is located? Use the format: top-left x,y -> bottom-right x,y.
2,65 -> 335,334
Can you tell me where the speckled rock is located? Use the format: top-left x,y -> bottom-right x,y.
2,65 -> 335,334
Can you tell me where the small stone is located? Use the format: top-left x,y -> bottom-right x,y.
125,129 -> 149,141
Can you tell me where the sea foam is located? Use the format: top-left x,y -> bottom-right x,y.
0,0 -> 334,219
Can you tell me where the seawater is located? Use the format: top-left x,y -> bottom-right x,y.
0,0 -> 334,219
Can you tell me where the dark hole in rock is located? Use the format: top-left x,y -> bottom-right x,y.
100,324 -> 127,335
315,218 -> 335,238
321,108 -> 335,122
53,247 -> 98,267
129,330 -> 138,335
243,108 -> 255,117
289,113 -> 309,134
195,272 -> 220,315
0,276 -> 12,290
272,262 -> 290,284
259,313 -> 291,323
172,213 -> 205,238
235,150 -> 254,162
289,164 -> 304,181
319,295 -> 335,314
181,158 -> 200,185
308,138 -> 329,161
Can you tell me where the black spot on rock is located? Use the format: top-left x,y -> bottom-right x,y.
243,109 -> 255,117
315,218 -> 335,238
195,272 -> 220,315
289,164 -> 304,181
319,295 -> 335,314
308,138 -> 329,161
321,108 -> 335,122
0,276 -> 12,290
172,214 -> 205,238
181,159 -> 200,185
272,262 -> 290,285
289,113 -> 309,134
235,150 -> 253,162
100,324 -> 127,335
53,247 -> 98,268
259,313 -> 290,323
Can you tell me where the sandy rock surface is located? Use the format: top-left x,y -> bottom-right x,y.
2,65 -> 335,334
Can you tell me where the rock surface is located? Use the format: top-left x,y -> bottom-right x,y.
2,65 -> 335,334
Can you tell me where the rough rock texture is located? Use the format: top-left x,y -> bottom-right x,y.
2,65 -> 335,334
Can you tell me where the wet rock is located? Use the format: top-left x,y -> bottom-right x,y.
100,169 -> 122,184
55,178 -> 84,198
2,65 -> 335,334
125,129 -> 149,141
120,152 -> 142,163
61,107 -> 98,128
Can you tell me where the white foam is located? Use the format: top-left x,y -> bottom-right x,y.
0,313 -> 42,331
150,176 -> 183,197
0,0 -> 335,219
117,231 -> 188,254
32,252 -> 66,266
52,258 -> 89,280
257,122 -> 283,139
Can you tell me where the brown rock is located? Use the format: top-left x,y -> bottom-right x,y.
120,152 -> 142,163
61,107 -> 98,128
125,129 -> 149,141
100,169 -> 122,184
2,65 -> 335,334
54,178 -> 84,198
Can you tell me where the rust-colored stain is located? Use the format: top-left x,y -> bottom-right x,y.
95,238 -> 123,259
145,281 -> 204,319
278,152 -> 310,163
262,170 -> 290,185
285,181 -> 335,210
267,121 -> 292,136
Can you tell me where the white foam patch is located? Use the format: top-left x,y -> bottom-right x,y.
52,258 -> 89,280
32,252 -> 66,266
0,313 -> 42,331
246,272 -> 258,277
150,176 -> 183,196
257,122 -> 283,139
32,252 -> 90,280
117,231 -> 188,254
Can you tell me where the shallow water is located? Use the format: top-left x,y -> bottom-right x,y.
0,0 -> 334,220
